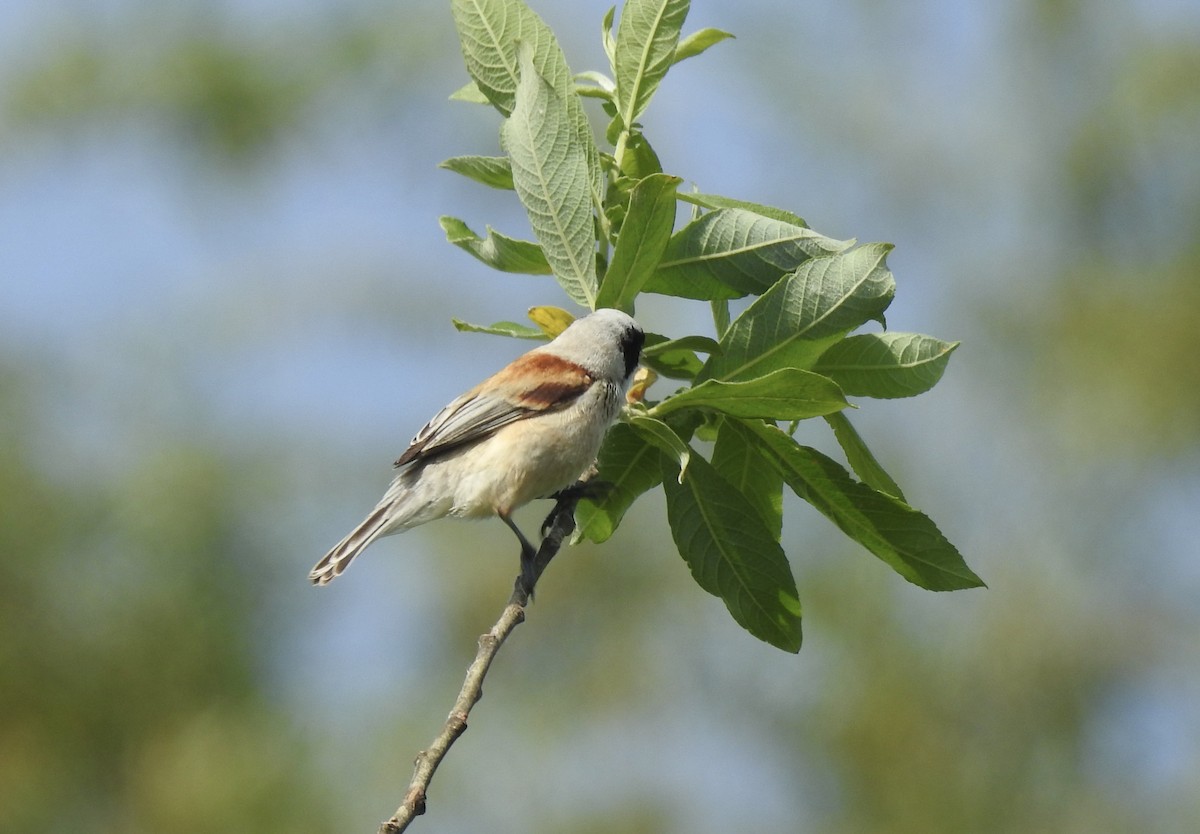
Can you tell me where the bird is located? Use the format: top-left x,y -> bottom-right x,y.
309,308 -> 644,586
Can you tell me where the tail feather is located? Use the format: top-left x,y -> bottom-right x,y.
310,504 -> 394,585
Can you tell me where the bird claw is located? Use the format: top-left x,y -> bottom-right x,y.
540,480 -> 613,536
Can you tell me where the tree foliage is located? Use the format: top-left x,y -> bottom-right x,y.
444,0 -> 980,651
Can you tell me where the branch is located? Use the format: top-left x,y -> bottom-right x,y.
377,484 -> 586,834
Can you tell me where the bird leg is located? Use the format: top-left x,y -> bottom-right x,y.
500,513 -> 539,597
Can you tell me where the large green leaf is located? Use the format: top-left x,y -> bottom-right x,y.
576,422 -> 663,543
451,0 -> 572,115
596,173 -> 681,313
701,243 -> 897,382
713,418 -> 783,539
661,453 -> 802,652
813,331 -> 959,399
644,208 -> 852,299
741,420 -> 984,591
502,45 -> 598,307
439,216 -> 551,274
650,368 -> 848,421
615,0 -> 690,128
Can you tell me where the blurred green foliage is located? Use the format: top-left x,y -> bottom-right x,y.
2,1 -> 1198,832
0,366 -> 333,833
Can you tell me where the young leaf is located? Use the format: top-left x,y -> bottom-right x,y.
700,242 -> 897,382
823,412 -> 905,500
438,155 -> 514,190
661,453 -> 803,652
451,319 -> 548,339
813,332 -> 960,399
672,27 -> 735,65
650,368 -> 848,421
527,305 -> 575,337
615,0 -> 690,128
627,412 -> 691,480
740,420 -> 984,591
601,4 -> 618,72
596,173 -> 681,313
451,0 -> 572,115
439,216 -> 551,274
502,45 -> 598,308
576,422 -> 662,543
644,208 -> 853,299
575,71 -> 616,101
713,418 -> 783,539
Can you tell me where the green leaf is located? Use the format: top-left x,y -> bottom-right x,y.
672,27 -> 735,64
644,208 -> 853,299
451,318 -> 548,339
711,298 -> 730,338
596,173 -> 681,313
438,155 -> 514,190
439,216 -> 551,274
713,418 -> 783,539
571,89 -> 607,215
701,242 -> 897,382
823,412 -> 905,500
661,453 -> 802,652
638,332 -> 721,380
642,334 -> 720,357
741,420 -> 985,591
650,368 -> 849,421
449,79 -> 491,103
622,132 -> 663,179
601,5 -> 618,71
676,191 -> 806,227
627,413 -> 691,480
576,422 -> 662,543
813,332 -> 960,399
615,0 -> 690,128
574,70 -> 616,101
451,0 -> 572,115
639,333 -> 704,380
502,44 -> 598,307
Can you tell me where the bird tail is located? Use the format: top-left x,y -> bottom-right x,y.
309,503 -> 395,585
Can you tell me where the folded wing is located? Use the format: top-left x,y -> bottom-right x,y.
394,351 -> 594,467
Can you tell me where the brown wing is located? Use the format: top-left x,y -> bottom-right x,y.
394,352 -> 593,467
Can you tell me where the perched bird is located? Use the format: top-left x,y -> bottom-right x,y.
310,308 -> 644,586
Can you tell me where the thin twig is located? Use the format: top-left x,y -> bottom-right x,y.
377,485 -> 585,834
